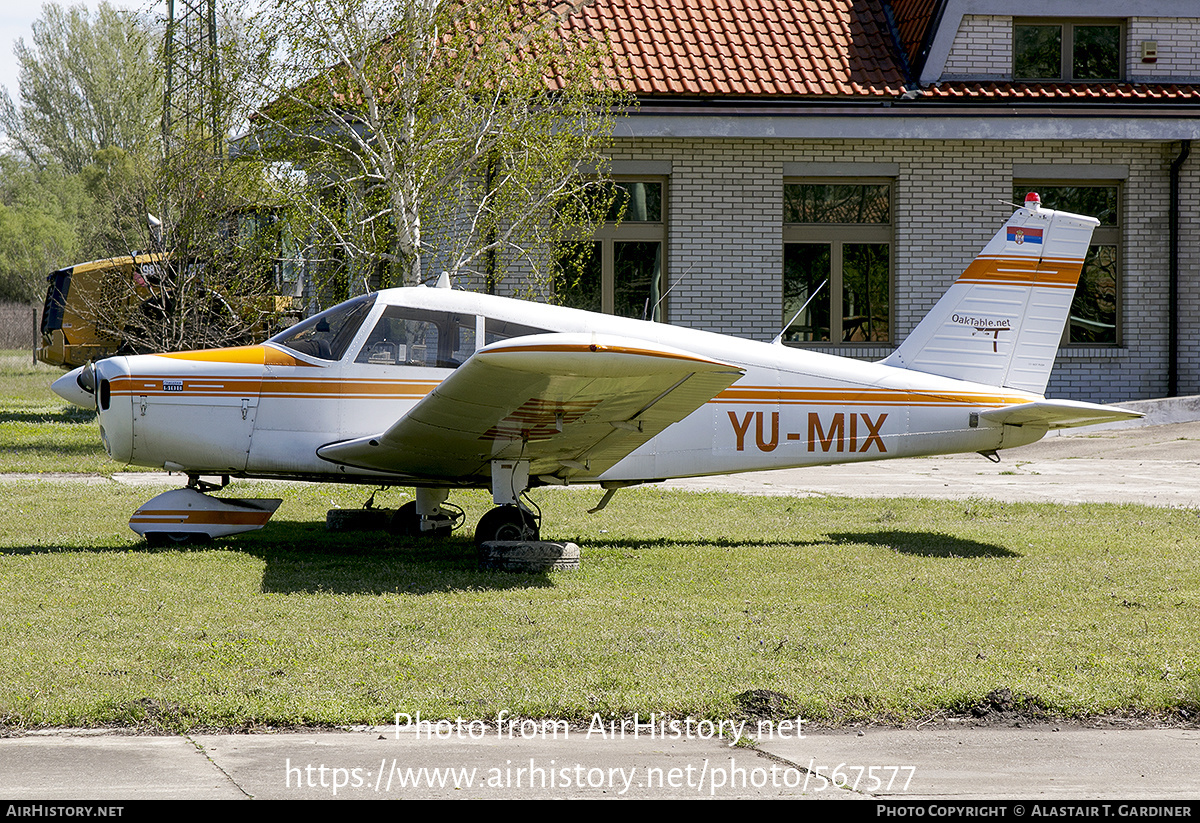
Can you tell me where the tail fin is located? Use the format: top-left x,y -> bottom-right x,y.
882,193 -> 1099,394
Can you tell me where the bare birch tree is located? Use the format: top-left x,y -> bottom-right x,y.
249,0 -> 629,297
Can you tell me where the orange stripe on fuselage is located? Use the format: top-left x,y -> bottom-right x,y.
108,376 -> 262,397
262,379 -> 439,399
109,372 -> 1030,410
712,386 -> 1030,408
107,374 -> 440,400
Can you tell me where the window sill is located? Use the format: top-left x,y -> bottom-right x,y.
1056,347 -> 1127,359
786,344 -> 895,359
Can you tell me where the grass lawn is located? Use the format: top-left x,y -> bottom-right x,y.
0,353 -> 113,474
2,482 -> 1198,731
1,351 -> 1198,731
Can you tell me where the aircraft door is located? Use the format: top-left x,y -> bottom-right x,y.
251,294 -> 378,474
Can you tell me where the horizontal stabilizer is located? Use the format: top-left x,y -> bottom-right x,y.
979,399 -> 1142,430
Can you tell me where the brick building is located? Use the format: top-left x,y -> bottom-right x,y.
536,0 -> 1200,403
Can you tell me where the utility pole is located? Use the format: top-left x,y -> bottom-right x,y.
162,0 -> 222,159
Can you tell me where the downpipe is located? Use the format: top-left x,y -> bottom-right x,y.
1169,139 -> 1190,397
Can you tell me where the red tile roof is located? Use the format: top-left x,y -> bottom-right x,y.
556,0 -> 910,98
546,1 -> 1200,106
923,82 -> 1200,102
887,0 -> 938,68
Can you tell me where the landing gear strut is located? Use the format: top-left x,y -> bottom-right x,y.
475,458 -> 540,546
387,488 -> 462,537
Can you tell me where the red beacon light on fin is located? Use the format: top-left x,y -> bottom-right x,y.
1024,192 -> 1041,210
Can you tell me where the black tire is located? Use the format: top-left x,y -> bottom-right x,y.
475,505 -> 539,547
144,531 -> 207,547
325,508 -> 390,532
478,541 -> 579,572
388,501 -> 420,536
388,501 -> 453,538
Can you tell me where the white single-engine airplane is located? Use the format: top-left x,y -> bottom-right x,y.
54,194 -> 1140,545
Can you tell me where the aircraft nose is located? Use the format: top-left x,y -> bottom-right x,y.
52,364 -> 97,409
92,356 -> 131,464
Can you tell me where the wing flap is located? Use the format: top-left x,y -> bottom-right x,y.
317,334 -> 744,480
980,399 -> 1143,430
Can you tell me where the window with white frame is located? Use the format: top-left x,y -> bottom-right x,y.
1013,19 -> 1124,81
781,181 -> 892,344
554,179 -> 666,321
1013,182 -> 1121,346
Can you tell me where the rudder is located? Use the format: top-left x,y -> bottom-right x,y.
882,193 -> 1099,394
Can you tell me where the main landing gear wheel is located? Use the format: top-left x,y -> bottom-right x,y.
388,501 -> 454,538
475,505 -> 539,547
388,501 -> 420,536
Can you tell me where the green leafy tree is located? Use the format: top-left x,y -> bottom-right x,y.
0,1 -> 295,351
0,2 -> 159,303
0,155 -> 95,301
250,0 -> 629,297
1,2 -> 162,174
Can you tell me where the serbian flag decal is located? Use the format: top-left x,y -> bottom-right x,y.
1007,226 -> 1044,245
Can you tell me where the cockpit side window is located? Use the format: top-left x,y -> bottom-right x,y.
269,293 -> 376,361
355,307 -> 476,368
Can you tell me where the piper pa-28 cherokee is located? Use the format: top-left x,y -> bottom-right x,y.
54,193 -> 1140,546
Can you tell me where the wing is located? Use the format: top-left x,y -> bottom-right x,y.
980,399 -> 1142,430
316,333 -> 744,482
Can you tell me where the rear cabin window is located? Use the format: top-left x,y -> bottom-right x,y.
355,307 -> 477,368
484,318 -> 553,346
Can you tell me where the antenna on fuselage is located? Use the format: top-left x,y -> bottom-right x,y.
772,280 -> 828,345
645,263 -> 695,321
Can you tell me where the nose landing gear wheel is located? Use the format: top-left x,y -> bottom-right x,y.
145,532 -> 210,547
475,505 -> 539,547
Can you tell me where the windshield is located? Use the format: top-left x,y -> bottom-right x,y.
269,293 -> 376,361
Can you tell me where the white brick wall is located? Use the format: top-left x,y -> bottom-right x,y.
597,137 -> 1199,404
1127,19 -> 1200,82
940,15 -> 1200,83
1174,144 -> 1200,396
942,15 -> 1011,80
656,142 -> 780,340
